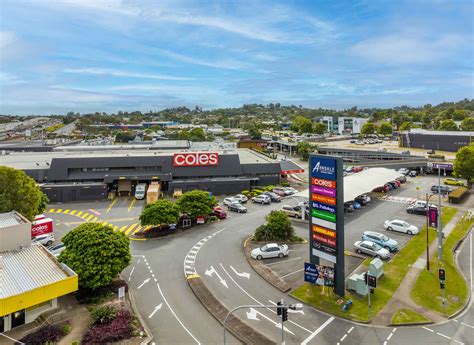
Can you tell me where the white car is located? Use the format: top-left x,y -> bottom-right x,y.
399,168 -> 410,175
223,197 -> 240,206
32,233 -> 55,246
233,194 -> 248,203
354,240 -> 390,260
283,187 -> 298,195
48,242 -> 66,257
251,243 -> 289,260
384,220 -> 419,235
251,195 -> 271,204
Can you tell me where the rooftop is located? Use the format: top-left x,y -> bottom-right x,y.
0,244 -> 76,299
407,128 -> 474,136
0,211 -> 28,229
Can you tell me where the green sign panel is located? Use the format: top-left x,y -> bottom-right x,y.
312,209 -> 336,222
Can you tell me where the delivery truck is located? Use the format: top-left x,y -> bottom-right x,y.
146,182 -> 161,204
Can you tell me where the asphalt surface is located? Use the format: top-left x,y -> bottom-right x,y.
43,175 -> 473,344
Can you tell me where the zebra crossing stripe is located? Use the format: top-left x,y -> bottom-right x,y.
56,209 -> 63,213
76,211 -> 83,217
85,214 -> 93,221
92,217 -> 98,222
69,210 -> 77,215
63,209 -> 70,214
132,226 -> 142,235
102,221 -> 108,226
48,209 -> 55,213
124,224 -> 138,235
119,225 -> 128,232
113,225 -> 118,231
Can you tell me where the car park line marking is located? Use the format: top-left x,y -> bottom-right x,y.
119,225 -> 127,232
300,316 -> 335,345
454,340 -> 464,345
48,208 -> 55,212
106,198 -> 117,213
265,257 -> 302,266
124,223 -> 138,235
422,326 -> 434,332
81,213 -> 89,219
219,263 -> 313,334
132,226 -> 143,235
156,282 -> 201,345
128,198 -> 136,212
56,209 -> 63,213
128,267 -> 135,281
461,322 -> 474,329
436,332 -> 451,340
347,326 -> 354,334
280,268 -> 304,279
113,225 -> 118,231
340,334 -> 348,342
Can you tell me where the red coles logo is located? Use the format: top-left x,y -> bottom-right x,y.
173,152 -> 219,167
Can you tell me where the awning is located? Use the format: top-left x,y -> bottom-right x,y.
280,159 -> 305,175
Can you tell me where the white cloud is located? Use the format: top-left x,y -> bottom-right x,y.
351,33 -> 464,64
156,49 -> 251,70
0,31 -> 18,49
62,67 -> 193,81
0,72 -> 25,85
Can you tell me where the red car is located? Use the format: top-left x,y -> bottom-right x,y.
212,207 -> 227,219
352,166 -> 364,173
372,186 -> 389,193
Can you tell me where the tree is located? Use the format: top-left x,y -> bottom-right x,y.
59,223 -> 131,289
378,122 -> 393,135
139,199 -> 180,226
453,145 -> 474,188
399,121 -> 411,131
176,190 -> 217,219
38,192 -> 49,214
438,119 -> 458,131
254,211 -> 295,241
298,118 -> 313,134
0,166 -> 43,220
460,117 -> 474,131
115,131 -> 135,143
290,115 -> 306,132
297,141 -> 313,161
313,122 -> 326,135
361,122 -> 377,135
248,126 -> 262,140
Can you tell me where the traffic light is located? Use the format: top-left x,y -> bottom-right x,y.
438,268 -> 446,282
277,301 -> 282,316
440,281 -> 445,289
282,307 -> 288,322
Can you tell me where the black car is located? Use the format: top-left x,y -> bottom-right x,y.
344,202 -> 354,213
406,205 -> 427,215
228,203 -> 248,213
386,181 -> 399,189
262,192 -> 282,202
431,185 -> 452,194
354,194 -> 369,206
396,175 -> 407,184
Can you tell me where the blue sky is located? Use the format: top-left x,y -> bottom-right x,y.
0,0 -> 472,115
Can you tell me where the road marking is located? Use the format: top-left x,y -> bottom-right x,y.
88,209 -> 101,215
470,232 -> 472,291
347,326 -> 354,334
128,267 -> 135,282
63,209 -> 70,214
280,268 -> 304,279
132,226 -> 142,235
113,225 -> 118,231
205,266 -> 228,288
137,278 -> 150,289
119,225 -> 127,232
183,229 -> 225,276
246,308 -> 259,321
387,332 -> 393,340
106,198 -> 118,213
340,334 -> 347,342
128,198 -> 136,212
265,257 -> 302,266
461,322 -> 474,329
69,210 -> 77,215
230,265 -> 250,279
454,340 -> 465,345
300,316 -> 335,345
436,332 -> 451,340
124,224 -> 138,235
56,209 -> 63,213
76,211 -> 83,217
48,208 -> 55,212
148,303 -> 162,319
422,326 -> 434,332
219,263 -> 312,334
102,221 -> 108,226
156,282 -> 201,344
186,274 -> 200,280
91,216 -> 98,222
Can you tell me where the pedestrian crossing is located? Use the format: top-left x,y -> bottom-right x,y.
47,208 -> 150,238
379,195 -> 417,204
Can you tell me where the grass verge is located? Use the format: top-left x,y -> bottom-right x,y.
411,212 -> 473,315
291,206 -> 457,322
391,308 -> 430,324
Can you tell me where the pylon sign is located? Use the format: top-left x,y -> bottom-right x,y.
309,154 -> 345,296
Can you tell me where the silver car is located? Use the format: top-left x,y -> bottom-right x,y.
251,195 -> 271,204
251,243 -> 289,260
48,242 -> 66,257
384,220 -> 419,235
354,240 -> 390,259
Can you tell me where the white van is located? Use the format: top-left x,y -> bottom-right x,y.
135,183 -> 147,200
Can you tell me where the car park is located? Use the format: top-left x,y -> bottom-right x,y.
384,183 -> 393,191
352,166 -> 364,173
354,194 -> 371,206
443,178 -> 464,186
396,175 -> 407,183
223,197 -> 240,206
281,205 -> 301,218
431,185 -> 452,194
48,242 -> 66,257
352,201 -> 362,210
262,192 -> 282,202
344,202 -> 354,213
399,168 -> 410,175
401,150 -> 410,155
251,243 -> 289,260
228,203 -> 247,213
273,187 -> 289,196
233,194 -> 248,203
372,186 -> 388,193
406,205 -> 428,215
387,181 -> 398,189
384,220 -> 419,235
362,231 -> 398,252
354,240 -> 390,259
283,187 -> 298,195
345,166 -> 354,173
350,140 -> 356,143
32,233 -> 55,246
252,195 -> 271,204
408,170 -> 418,177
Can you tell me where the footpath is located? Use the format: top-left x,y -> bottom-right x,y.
373,195 -> 473,325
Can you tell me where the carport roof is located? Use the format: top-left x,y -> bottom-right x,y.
293,167 -> 403,202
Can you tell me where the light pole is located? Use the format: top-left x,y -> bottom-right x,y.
437,167 -> 446,261
425,193 -> 437,271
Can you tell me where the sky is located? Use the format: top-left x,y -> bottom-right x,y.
0,0 -> 472,115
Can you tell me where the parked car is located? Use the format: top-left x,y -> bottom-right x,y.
431,185 -> 453,194
344,202 -> 354,213
233,194 -> 248,203
251,243 -> 289,260
252,195 -> 271,204
345,166 -> 354,173
399,168 -> 410,175
427,149 -> 436,154
352,201 -> 362,210
228,203 -> 247,213
48,242 -> 66,257
223,197 -> 240,206
443,178 -> 464,186
406,205 -> 428,215
362,231 -> 398,252
350,140 -> 357,144
412,200 -> 437,209
273,187 -> 289,196
386,181 -> 398,189
352,166 -> 364,173
384,183 -> 393,191
32,233 -> 55,246
354,194 -> 371,206
396,175 -> 407,184
401,150 -> 411,155
392,180 -> 401,187
281,205 -> 301,218
262,192 -> 282,202
283,187 -> 298,195
384,220 -> 419,235
212,207 -> 227,219
354,240 -> 390,259
408,170 -> 418,177
356,141 -> 365,145
372,186 -> 387,193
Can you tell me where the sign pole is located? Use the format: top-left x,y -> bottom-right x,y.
367,272 -> 371,320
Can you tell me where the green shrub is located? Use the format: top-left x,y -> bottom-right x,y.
90,305 -> 117,325
448,187 -> 469,204
263,185 -> 275,192
280,181 -> 289,187
241,190 -> 250,196
428,154 -> 445,160
252,189 -> 263,194
254,211 -> 295,241
61,323 -> 72,335
209,215 -> 218,222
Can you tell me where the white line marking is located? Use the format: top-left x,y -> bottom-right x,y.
137,278 -> 150,289
148,303 -> 162,318
230,265 -> 250,279
422,326 -> 434,333
392,327 -> 397,333
301,316 -> 335,345
461,322 -> 474,329
470,232 -> 472,291
454,340 -> 464,345
280,268 -> 304,279
128,266 -> 135,282
347,326 -> 354,334
265,257 -> 302,266
436,332 -> 451,340
340,334 -> 347,341
219,263 -> 312,334
137,259 -> 141,264
387,332 -> 393,340
156,282 -> 200,344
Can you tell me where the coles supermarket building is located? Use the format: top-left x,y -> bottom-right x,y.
1,148 -> 303,202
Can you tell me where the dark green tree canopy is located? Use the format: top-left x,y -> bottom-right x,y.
460,117 -> 474,131
453,145 -> 474,187
254,210 -> 295,241
313,122 -> 326,135
438,119 -> 459,131
0,166 -> 43,220
399,121 -> 411,131
378,122 -> 393,135
298,118 -> 313,134
59,223 -> 131,289
139,199 -> 180,226
361,122 -> 377,135
176,190 -> 217,219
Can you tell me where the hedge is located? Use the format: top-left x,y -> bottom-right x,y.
448,187 -> 469,204
428,154 -> 445,160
